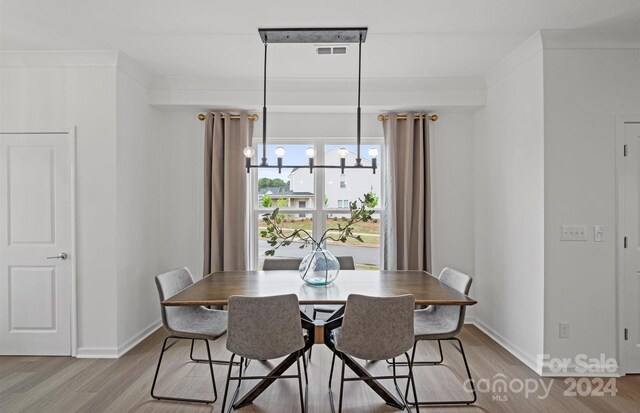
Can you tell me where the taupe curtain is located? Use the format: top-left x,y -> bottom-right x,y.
382,113 -> 431,272
203,112 -> 253,274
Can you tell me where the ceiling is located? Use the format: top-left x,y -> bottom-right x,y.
1,0 -> 639,79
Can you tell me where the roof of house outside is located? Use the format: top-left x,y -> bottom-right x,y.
258,184 -> 313,198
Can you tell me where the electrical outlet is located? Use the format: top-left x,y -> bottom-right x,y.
561,225 -> 587,241
559,322 -> 570,339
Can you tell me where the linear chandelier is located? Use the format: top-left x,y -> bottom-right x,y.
243,27 -> 377,174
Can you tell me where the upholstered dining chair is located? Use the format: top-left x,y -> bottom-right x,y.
222,294 -> 308,413
403,267 -> 477,406
329,294 -> 420,413
262,257 -> 303,270
151,266 -> 233,404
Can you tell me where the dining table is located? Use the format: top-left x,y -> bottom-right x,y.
162,269 -> 477,409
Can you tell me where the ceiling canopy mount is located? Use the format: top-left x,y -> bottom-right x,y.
258,27 -> 368,44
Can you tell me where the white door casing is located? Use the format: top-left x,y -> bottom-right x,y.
0,132 -> 75,355
621,122 -> 640,373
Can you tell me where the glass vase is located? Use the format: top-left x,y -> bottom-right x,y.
299,246 -> 340,286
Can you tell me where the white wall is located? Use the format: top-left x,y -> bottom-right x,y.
431,113 -> 475,280
115,68 -> 170,351
160,111 -> 206,278
473,34 -> 546,372
0,57 -> 119,354
542,46 -> 640,369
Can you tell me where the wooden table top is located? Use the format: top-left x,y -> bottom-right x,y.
162,270 -> 477,307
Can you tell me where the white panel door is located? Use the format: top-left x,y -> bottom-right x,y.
0,133 -> 73,355
623,123 -> 640,373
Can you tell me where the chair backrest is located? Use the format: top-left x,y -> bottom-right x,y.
262,258 -> 302,270
336,256 -> 355,270
227,294 -> 305,360
155,266 -> 195,331
336,294 -> 415,361
263,256 -> 355,271
430,267 -> 473,335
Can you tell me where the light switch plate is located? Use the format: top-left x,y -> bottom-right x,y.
594,225 -> 604,242
561,225 -> 587,241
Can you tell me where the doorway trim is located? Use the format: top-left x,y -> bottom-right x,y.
615,116 -> 640,375
0,128 -> 77,356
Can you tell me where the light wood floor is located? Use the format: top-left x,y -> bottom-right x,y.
1,325 -> 639,413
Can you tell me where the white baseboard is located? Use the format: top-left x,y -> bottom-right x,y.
465,317 -> 542,375
76,347 -> 119,358
76,319 -> 161,359
466,318 -> 621,377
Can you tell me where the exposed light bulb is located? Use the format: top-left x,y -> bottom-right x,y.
275,147 -> 286,158
243,146 -> 255,158
305,147 -> 315,158
338,147 -> 348,159
368,147 -> 379,158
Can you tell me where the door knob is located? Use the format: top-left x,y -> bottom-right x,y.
46,252 -> 68,260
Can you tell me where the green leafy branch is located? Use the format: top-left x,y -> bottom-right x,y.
261,192 -> 377,257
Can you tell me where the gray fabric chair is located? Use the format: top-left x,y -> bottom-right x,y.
329,294 -> 419,413
151,266 -> 231,404
221,294 -> 307,413
262,257 -> 302,270
404,267 -> 477,406
313,256 -> 355,319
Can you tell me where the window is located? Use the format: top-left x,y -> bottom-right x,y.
251,141 -> 383,270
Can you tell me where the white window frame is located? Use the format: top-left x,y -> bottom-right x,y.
248,137 -> 384,270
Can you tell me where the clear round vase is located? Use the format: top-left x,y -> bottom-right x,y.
298,246 -> 340,286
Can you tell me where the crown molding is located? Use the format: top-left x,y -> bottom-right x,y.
540,29 -> 640,49
116,52 -> 153,88
0,50 -> 119,67
485,31 -> 543,88
0,50 -> 153,88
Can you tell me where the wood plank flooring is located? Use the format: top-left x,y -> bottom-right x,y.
1,325 -> 639,412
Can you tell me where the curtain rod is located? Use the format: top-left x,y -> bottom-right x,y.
377,114 -> 438,122
197,113 -> 436,122
198,114 -> 260,121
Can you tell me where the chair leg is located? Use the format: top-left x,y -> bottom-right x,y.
387,339 -> 444,366
301,349 -> 309,384
391,353 -> 421,413
338,357 -> 346,413
221,354 -> 235,413
296,353 -> 306,413
150,336 -> 217,404
328,352 -> 337,389
406,338 -> 477,406
203,339 -> 218,402
406,352 -> 421,413
190,338 -> 241,366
